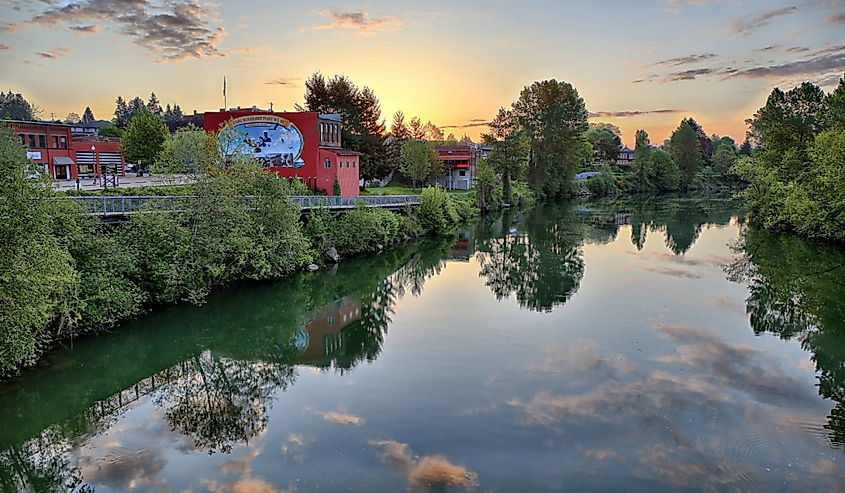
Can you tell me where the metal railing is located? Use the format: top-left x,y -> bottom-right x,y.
60,194 -> 421,216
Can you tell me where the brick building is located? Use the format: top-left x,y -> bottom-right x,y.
202,110 -> 360,196
3,120 -> 124,181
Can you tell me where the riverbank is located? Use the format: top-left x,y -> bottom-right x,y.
1,163 -> 477,377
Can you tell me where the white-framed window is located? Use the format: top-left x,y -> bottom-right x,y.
324,159 -> 331,169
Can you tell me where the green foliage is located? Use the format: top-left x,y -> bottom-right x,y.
585,170 -> 618,196
475,159 -> 503,211
0,125 -> 78,375
632,129 -> 652,192
123,110 -> 169,167
154,124 -> 216,174
400,139 -> 440,190
737,78 -> 845,242
333,179 -> 342,196
670,121 -> 704,189
416,187 -> 463,234
510,79 -> 590,196
82,106 -> 95,123
648,149 -> 680,191
98,126 -> 124,139
485,128 -> 529,204
586,125 -> 622,163
0,90 -> 37,120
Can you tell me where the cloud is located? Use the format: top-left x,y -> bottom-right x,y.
589,109 -> 686,118
370,440 -> 480,492
441,120 -> 491,129
17,0 -> 226,61
727,45 -> 845,79
264,78 -> 299,86
826,11 -> 845,23
652,53 -> 718,66
36,47 -> 72,59
307,10 -> 403,35
317,410 -> 365,425
730,6 -> 798,36
69,24 -> 98,33
0,43 -> 9,50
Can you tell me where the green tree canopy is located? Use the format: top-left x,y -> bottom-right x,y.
122,110 -> 169,167
670,120 -> 703,189
400,139 -> 440,190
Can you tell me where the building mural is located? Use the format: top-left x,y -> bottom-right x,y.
230,115 -> 305,169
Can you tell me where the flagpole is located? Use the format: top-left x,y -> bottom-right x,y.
223,76 -> 227,110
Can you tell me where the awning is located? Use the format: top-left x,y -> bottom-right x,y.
53,156 -> 75,165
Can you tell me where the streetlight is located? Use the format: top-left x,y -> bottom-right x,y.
91,144 -> 102,188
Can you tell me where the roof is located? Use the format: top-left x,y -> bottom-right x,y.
334,149 -> 362,156
319,113 -> 342,122
1,119 -> 72,128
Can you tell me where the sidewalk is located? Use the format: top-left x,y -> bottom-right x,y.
51,174 -> 197,192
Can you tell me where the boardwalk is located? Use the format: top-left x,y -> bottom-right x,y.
60,194 -> 421,219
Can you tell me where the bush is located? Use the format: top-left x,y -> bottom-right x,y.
334,206 -> 405,254
417,187 -> 460,234
585,170 -> 618,196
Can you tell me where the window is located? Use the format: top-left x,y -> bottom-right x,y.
324,159 -> 331,169
38,135 -> 46,148
353,161 -> 356,168
19,134 -> 25,146
60,136 -> 67,149
459,170 -> 466,176
28,135 -> 36,147
52,136 -> 59,148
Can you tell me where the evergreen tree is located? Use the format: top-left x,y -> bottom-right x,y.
82,106 -> 95,123
0,91 -> 36,120
822,75 -> 845,129
127,97 -> 146,123
680,117 -> 711,162
391,111 -> 410,140
648,149 -> 680,191
113,96 -> 129,127
670,120 -> 704,189
739,137 -> 752,156
409,117 -> 426,140
147,92 -> 162,115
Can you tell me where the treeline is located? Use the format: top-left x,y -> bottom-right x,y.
0,125 -> 475,376
734,76 -> 845,242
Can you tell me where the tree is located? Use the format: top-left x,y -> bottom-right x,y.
712,143 -> 737,177
82,106 -> 95,123
409,117 -> 426,140
155,124 -> 216,174
122,110 -> 169,169
474,159 -> 500,211
113,96 -> 129,128
822,75 -> 845,130
482,107 -> 529,203
739,137 -> 752,156
585,126 -> 621,163
423,121 -> 443,141
64,113 -> 81,124
147,92 -> 162,115
0,91 -> 36,120
510,79 -> 589,195
670,120 -> 703,189
632,129 -> 652,192
400,140 -> 440,190
215,120 -> 257,169
680,117 -> 711,162
648,149 -> 680,191
127,96 -> 147,124
391,111 -> 410,140
0,124 -> 78,375
303,73 -> 388,183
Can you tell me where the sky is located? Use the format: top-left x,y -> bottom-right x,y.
0,1 -> 843,145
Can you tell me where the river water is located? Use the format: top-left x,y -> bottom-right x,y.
1,196 -> 844,492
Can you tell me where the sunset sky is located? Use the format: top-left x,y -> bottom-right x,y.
1,0 -> 843,145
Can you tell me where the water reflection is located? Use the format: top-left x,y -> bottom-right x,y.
0,238 -> 452,492
2,195 -> 845,492
726,224 -> 845,447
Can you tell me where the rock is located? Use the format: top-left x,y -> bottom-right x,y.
306,264 -> 319,272
325,247 -> 340,263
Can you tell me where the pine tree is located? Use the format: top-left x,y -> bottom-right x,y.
113,96 -> 129,127
147,92 -> 162,115
670,121 -> 704,189
82,106 -> 95,123
409,117 -> 426,140
391,111 -> 410,140
633,129 -> 652,192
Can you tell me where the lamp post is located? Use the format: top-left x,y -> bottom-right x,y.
92,144 -> 102,188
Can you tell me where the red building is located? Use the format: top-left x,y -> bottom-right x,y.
202,110 -> 360,196
434,145 -> 475,190
3,120 -> 124,181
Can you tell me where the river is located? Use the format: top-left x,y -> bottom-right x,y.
1,195 -> 844,492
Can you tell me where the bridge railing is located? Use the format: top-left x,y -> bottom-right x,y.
59,194 -> 421,216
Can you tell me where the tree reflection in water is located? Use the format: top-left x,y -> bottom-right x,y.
726,225 -> 845,447
0,237 -> 452,492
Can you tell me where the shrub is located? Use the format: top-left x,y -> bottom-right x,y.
416,187 -> 459,234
